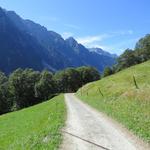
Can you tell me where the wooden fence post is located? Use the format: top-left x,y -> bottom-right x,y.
98,87 -> 104,97
133,75 -> 139,89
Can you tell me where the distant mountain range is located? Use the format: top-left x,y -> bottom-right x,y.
0,7 -> 116,74
89,48 -> 117,58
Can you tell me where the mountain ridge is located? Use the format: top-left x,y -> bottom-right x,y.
88,47 -> 117,58
0,7 -> 116,73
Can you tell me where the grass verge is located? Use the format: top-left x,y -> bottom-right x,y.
76,61 -> 150,143
0,94 -> 66,150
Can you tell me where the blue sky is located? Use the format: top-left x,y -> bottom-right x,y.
0,0 -> 150,54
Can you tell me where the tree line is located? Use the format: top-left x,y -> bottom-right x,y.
0,66 -> 100,115
102,34 -> 150,77
116,34 -> 150,71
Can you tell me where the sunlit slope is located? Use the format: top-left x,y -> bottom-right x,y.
0,95 -> 66,150
77,61 -> 150,143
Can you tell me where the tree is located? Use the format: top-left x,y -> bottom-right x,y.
114,34 -> 150,72
64,68 -> 80,92
77,66 -> 100,85
103,67 -> 113,77
35,70 -> 55,100
54,66 -> 100,93
0,71 -> 7,83
9,68 -> 40,109
116,49 -> 139,71
0,72 -> 11,114
54,68 -> 80,92
54,70 -> 68,93
135,34 -> 150,62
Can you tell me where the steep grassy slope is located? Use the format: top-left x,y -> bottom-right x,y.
0,95 -> 66,150
77,61 -> 150,143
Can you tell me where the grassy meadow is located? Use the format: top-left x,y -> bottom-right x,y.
0,95 -> 66,150
76,61 -> 150,143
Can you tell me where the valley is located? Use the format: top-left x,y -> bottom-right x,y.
0,2 -> 150,150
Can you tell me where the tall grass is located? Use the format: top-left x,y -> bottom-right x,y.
0,95 -> 66,150
77,61 -> 150,143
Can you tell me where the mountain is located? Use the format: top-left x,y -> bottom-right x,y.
89,48 -> 117,58
0,8 -> 47,73
0,7 -> 116,73
65,37 -> 116,71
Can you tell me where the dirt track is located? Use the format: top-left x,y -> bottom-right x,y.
60,93 -> 148,150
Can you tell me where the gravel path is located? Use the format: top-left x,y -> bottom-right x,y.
60,93 -> 148,150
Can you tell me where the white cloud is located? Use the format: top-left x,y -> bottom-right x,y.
90,44 -> 111,50
76,34 -> 110,46
62,32 -> 74,39
76,30 -> 134,46
75,30 -> 135,54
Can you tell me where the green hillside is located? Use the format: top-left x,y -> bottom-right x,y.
0,95 -> 66,150
77,61 -> 150,143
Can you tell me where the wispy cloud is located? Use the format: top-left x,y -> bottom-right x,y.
76,34 -> 110,45
64,23 -> 80,30
76,30 -> 134,46
62,32 -> 74,39
76,30 -> 136,54
71,28 -> 136,54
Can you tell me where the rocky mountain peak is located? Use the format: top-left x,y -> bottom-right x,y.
65,37 -> 78,47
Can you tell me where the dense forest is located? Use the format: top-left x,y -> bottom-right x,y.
0,66 -> 100,115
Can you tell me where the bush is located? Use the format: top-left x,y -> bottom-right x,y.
103,67 -> 113,77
